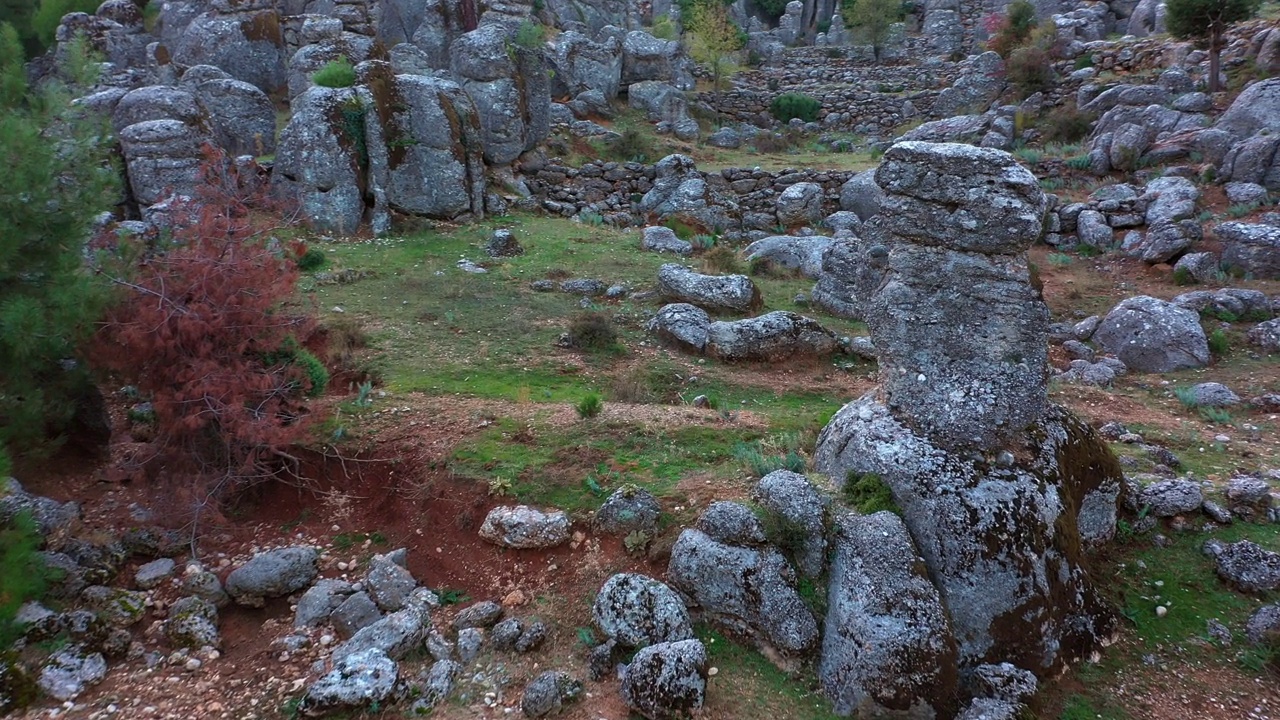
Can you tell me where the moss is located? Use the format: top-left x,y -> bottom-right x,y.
841,471 -> 898,515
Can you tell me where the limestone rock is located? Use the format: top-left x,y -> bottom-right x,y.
521,670 -> 582,717
656,264 -> 761,314
593,487 -> 662,535
593,573 -> 692,649
754,470 -> 827,578
705,312 -> 840,362
479,506 -> 571,549
619,639 -> 708,720
301,648 -> 397,712
1214,540 -> 1280,593
1093,296 -> 1209,372
224,546 -> 318,606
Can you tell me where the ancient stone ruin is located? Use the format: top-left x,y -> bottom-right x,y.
813,141 -> 1125,714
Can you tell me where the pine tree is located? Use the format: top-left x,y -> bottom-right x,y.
1166,0 -> 1262,92
0,23 -> 118,469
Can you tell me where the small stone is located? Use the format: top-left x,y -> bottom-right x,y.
1155,606 -> 1168,618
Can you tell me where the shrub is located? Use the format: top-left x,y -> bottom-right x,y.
576,392 -> 603,419
985,0 -> 1037,57
1173,385 -> 1200,408
312,57 -> 355,88
1007,45 -> 1055,98
1208,327 -> 1230,355
1199,406 -> 1233,425
1041,105 -> 1095,144
650,16 -> 678,40
0,512 -> 49,648
608,126 -> 658,163
732,440 -> 806,478
843,472 -> 898,514
514,20 -> 545,50
699,245 -> 743,274
769,92 -> 822,123
567,311 -> 619,352
296,246 -> 327,272
1172,266 -> 1196,285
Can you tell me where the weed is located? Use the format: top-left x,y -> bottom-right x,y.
690,234 -> 716,251
732,440 -> 805,478
331,531 -> 388,550
842,472 -> 898,514
1228,203 -> 1259,219
1039,177 -> 1064,191
353,380 -> 374,407
1208,328 -> 1230,355
1013,147 -> 1043,165
624,530 -> 651,555
488,476 -> 513,496
1199,407 -> 1233,425
1172,266 -> 1196,286
513,20 -> 545,49
608,126 -> 658,163
1173,385 -> 1200,408
1065,154 -> 1093,170
312,57 -> 356,88
579,211 -> 605,227
1040,104 -> 1095,144
437,588 -> 470,605
576,392 -> 604,419
576,627 -> 598,646
1047,252 -> 1073,266
566,312 -> 619,352
700,245 -> 743,274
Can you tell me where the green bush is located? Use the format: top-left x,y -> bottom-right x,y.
608,126 -> 658,163
769,92 -> 822,123
842,472 -> 898,514
312,57 -> 356,88
514,20 -> 545,50
1041,104 -> 1095,144
1208,327 -> 1230,355
263,339 -> 330,397
296,247 -> 327,272
732,441 -> 806,478
576,392 -> 603,419
0,512 -> 50,648
567,311 -> 619,352
650,16 -> 678,40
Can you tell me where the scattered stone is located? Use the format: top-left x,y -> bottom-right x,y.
163,596 -> 220,649
295,578 -> 355,628
620,639 -> 708,720
224,546 -> 318,607
641,226 -> 692,256
37,647 -> 106,701
453,600 -> 504,630
412,659 -> 461,713
521,670 -> 582,718
1093,296 -> 1210,373
1245,604 -> 1280,644
1226,476 -> 1272,505
1188,382 -> 1241,407
593,573 -> 692,649
331,592 -> 383,639
516,621 -> 547,653
971,662 -> 1038,703
333,604 -> 430,663
593,487 -> 662,536
479,506 -> 571,549
656,264 -> 761,314
301,648 -> 398,713
1203,501 -> 1233,524
490,618 -> 523,651
80,586 -> 145,627
365,551 -> 417,612
134,558 -> 175,590
457,627 -> 484,663
1214,540 -> 1280,593
1249,318 -> 1280,352
486,228 -> 524,257
695,501 -> 767,546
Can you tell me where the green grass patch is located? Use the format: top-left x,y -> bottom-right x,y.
697,625 -> 839,720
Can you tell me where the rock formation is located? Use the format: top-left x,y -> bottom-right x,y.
814,142 -> 1123,707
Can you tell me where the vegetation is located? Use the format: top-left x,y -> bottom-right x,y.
770,92 -> 822,123
312,57 -> 356,88
0,512 -> 49,647
984,0 -> 1038,58
0,27 -> 118,470
684,0 -> 743,114
842,472 -> 898,514
566,311 -> 620,352
848,0 -> 904,60
576,392 -> 604,419
1166,0 -> 1262,92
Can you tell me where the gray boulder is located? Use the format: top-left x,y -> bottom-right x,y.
174,9 -> 286,93
641,226 -> 693,256
1246,604 -> 1280,644
743,235 -> 832,278
695,501 -> 767,545
810,237 -> 875,320
627,80 -> 688,123
1217,222 -> 1280,279
1215,78 -> 1280,140
487,228 -> 524,257
706,312 -> 840,362
301,648 -> 398,712
551,30 -> 622,100
38,647 -> 107,701
134,558 -> 175,590
707,126 -> 741,149
452,26 -> 550,165
190,78 -> 277,157
958,698 -> 1023,720
163,596 -> 221,649
1143,176 -> 1199,225
622,30 -> 678,84
636,154 -> 739,235
667,528 -> 818,654
620,639 -> 708,720
1225,182 -> 1269,206
295,578 -> 354,628
273,86 -> 365,234
656,264 -> 760,314
453,600 -> 504,630
775,182 -> 825,228
1137,220 -> 1201,264
412,659 -> 461,712
119,119 -> 210,206
521,670 -> 582,717
479,506 -> 571,549
593,573 -> 692,649
1109,122 -> 1153,171
647,303 -> 711,352
332,592 -> 384,639
838,169 -> 885,221
1226,476 -> 1272,505
333,603 -> 430,662
594,486 -> 662,535
224,546 -> 318,606
1093,296 -> 1209,372
1249,318 -> 1280,351
81,586 -> 145,626
365,551 -> 417,612
931,52 -> 1005,117
1214,540 -> 1280,593
1076,210 -> 1112,248
1138,479 -> 1204,517
972,662 -> 1038,703
286,33 -> 377,100
112,85 -> 204,133
754,470 -> 827,578
1174,252 -> 1221,283
1188,382 -> 1241,407
0,479 -> 79,546
820,511 -> 958,718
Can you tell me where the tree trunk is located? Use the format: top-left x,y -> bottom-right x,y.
1209,25 -> 1222,93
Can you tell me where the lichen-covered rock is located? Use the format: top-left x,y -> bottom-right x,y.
647,303 -> 711,352
705,312 -> 840,362
479,506 -> 571,549
301,648 -> 397,713
173,9 -> 287,93
0,478 -> 79,546
119,119 -> 211,206
811,237 -> 878,320
37,647 -> 106,701
163,596 -> 221,649
621,30 -> 679,85
628,80 -> 689,123
521,670 -> 583,717
1226,475 -> 1272,505
134,558 -> 175,590
451,25 -> 550,165
593,573 -> 692,649
1174,252 -> 1221,283
667,528 -> 818,654
332,602 -> 430,662
453,600 -> 504,630
637,154 -> 739,235
819,511 -> 958,718
754,470 -> 828,578
695,501 -> 767,546
1138,479 -> 1204,517
593,487 -> 662,535
656,264 -> 760,314
550,30 -> 622,101
224,546 -> 318,606
1188,382 -> 1241,407
1093,296 -> 1210,373
971,662 -> 1039,703
1214,540 -> 1280,593
1217,222 -> 1280,279
272,86 -> 365,234
775,182 -> 825,228
111,85 -> 205,133
1215,78 -> 1280,139
365,550 -> 416,612
620,639 -> 708,720
1249,318 -> 1280,352
957,697 -> 1022,720
189,78 -> 276,157
1245,604 -> 1280,644
743,235 -> 832,278
295,578 -> 354,628
80,586 -> 145,627
642,226 -> 693,256
838,168 -> 885,221
411,658 -> 461,712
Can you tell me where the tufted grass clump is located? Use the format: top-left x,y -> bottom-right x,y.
769,92 -> 821,123
575,392 -> 604,419
1173,385 -> 1201,408
1199,407 -> 1233,425
1208,328 -> 1231,356
567,311 -> 619,352
842,472 -> 898,515
732,440 -> 806,478
312,57 -> 356,88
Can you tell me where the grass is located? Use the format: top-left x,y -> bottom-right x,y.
697,625 -> 840,720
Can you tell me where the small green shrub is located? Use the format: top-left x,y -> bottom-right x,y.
263,339 -> 330,397
1173,385 -> 1200,408
1199,406 -> 1233,425
650,16 -> 678,40
576,392 -> 604,419
1208,328 -> 1231,355
769,92 -> 822,123
732,441 -> 806,478
1074,54 -> 1094,70
758,508 -> 809,556
1227,203 -> 1259,218
1007,45 -> 1055,98
514,20 -> 545,50
1042,105 -> 1096,144
842,472 -> 898,514
296,247 -> 328,272
609,126 -> 658,162
1065,154 -> 1093,170
623,530 -> 651,555
1047,252 -> 1073,266
567,311 -> 619,351
312,57 -> 356,88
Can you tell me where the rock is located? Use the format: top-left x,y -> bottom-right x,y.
111,85 -> 204,133
622,30 -> 678,84
521,670 -> 582,717
479,506 -> 571,549
931,52 -> 1005,118
456,627 -> 483,662
819,511 -> 958,718
1217,222 -> 1280,279
647,303 -> 710,352
1076,209 -> 1113,248
224,546 -> 318,606
1215,78 -> 1280,140
80,586 -> 145,627
705,312 -> 839,362
1144,176 -> 1199,225
331,592 -> 383,639
1174,252 -> 1221,283
1203,500 -> 1233,524
619,639 -> 708,720
695,501 -> 767,545
1214,540 -> 1280,593
754,470 -> 827,578
707,126 -> 741,149
641,226 -> 692,256
0,479 -> 79,545
657,264 -> 760,314
957,698 -> 1022,720
667,528 -> 817,654
550,30 -> 622,101
452,26 -> 550,165
490,617 -> 523,651
174,9 -> 286,93
37,647 -> 106,701
163,596 -> 220,649
637,154 -> 738,235
1249,318 -> 1280,351
1226,476 -> 1273,505
365,551 -> 417,612
301,648 -> 397,712
775,182 -> 825,228
627,80 -> 688,123
743,235 -> 831,278
182,570 -> 229,608
190,78 -> 277,157
413,659 -> 461,712
838,169 -> 885,221
593,574 -> 692,649
453,600 -> 504,630
1110,122 -> 1153,171
134,558 -> 175,590
593,487 -> 662,535
1245,604 -> 1280,644
119,119 -> 210,206
272,87 -> 364,234
333,603 -> 430,662
971,662 -> 1038,703
1093,296 -> 1210,373
1225,182 -> 1269,206
1188,382 -> 1241,407
295,578 -> 354,628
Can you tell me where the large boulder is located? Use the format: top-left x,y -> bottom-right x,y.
775,182 -> 825,228
173,9 -> 287,93
1215,78 -> 1280,140
407,0 -> 474,70
627,80 -> 689,123
647,303 -> 711,351
656,264 -> 761,314
753,470 -> 828,578
1217,222 -> 1280,279
622,30 -> 679,85
286,33 -> 377,100
931,52 -> 1005,118
551,30 -> 623,100
301,648 -> 398,713
1093,296 -> 1210,372
666,528 -> 818,654
478,505 -> 571,549
224,546 -> 319,606
451,25 -> 550,165
619,639 -> 708,720
119,119 -> 212,206
272,86 -> 365,234
705,313 -> 840,362
593,574 -> 693,649
810,237 -> 878,320
112,86 -> 205,133
1213,540 -> 1280,593
838,169 -> 885,221
188,78 -> 278,158
820,511 -> 958,718
637,153 -> 739,234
